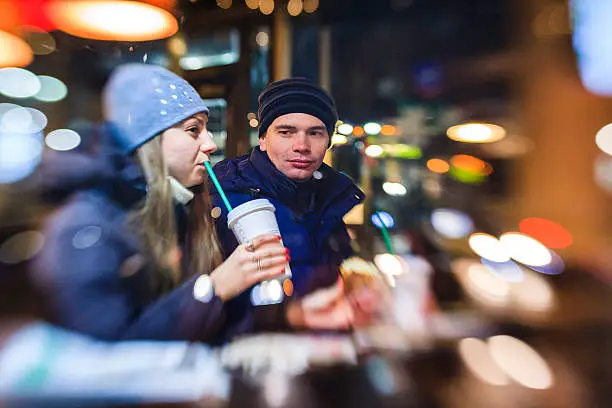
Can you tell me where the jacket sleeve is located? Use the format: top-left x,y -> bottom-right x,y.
35,214 -> 226,344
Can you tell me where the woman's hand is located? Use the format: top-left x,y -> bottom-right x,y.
210,234 -> 288,301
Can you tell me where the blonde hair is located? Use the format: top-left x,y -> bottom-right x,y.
134,137 -> 223,293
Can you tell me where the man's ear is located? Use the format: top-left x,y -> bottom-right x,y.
259,135 -> 267,151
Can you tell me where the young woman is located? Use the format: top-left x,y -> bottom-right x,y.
33,64 -> 288,343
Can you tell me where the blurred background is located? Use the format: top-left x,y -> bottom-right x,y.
1,0 -> 612,407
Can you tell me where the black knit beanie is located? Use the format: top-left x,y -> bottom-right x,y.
257,78 -> 338,146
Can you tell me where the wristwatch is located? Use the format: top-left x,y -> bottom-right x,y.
193,274 -> 214,303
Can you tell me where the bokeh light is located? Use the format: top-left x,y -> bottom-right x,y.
255,31 -> 269,47
466,263 -> 510,305
364,122 -> 382,135
0,131 -> 44,183
47,1 -> 179,42
450,154 -> 489,173
246,0 -> 259,9
0,30 -> 34,68
2,106 -> 47,133
524,249 -> 565,275
458,338 -> 509,386
374,253 -> 403,276
594,154 -> 612,193
337,123 -> 353,135
287,0 -> 303,16
499,232 -> 552,267
21,26 -> 56,56
426,158 -> 449,174
488,336 -> 554,390
595,123 -> 612,156
447,123 -> 506,143
45,129 -> 81,151
430,208 -> 474,239
0,68 -> 41,98
217,0 -> 232,9
303,0 -> 319,13
481,259 -> 524,282
365,144 -> 383,157
511,270 -> 555,312
352,126 -> 365,137
380,125 -> 396,135
0,231 -> 45,264
259,0 -> 275,15
519,217 -> 572,249
382,181 -> 407,196
468,233 -> 510,262
35,75 -> 68,102
371,211 -> 395,228
331,134 -> 348,145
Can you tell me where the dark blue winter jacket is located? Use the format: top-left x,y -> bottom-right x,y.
210,147 -> 364,339
33,139 -> 226,343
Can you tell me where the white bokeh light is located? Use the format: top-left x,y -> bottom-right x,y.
45,129 -> 81,151
337,123 -> 354,135
382,182 -> 407,196
0,68 -> 41,99
488,335 -> 554,390
431,208 -> 474,239
364,122 -> 382,135
458,337 -> 510,386
365,145 -> 384,157
374,253 -> 404,276
595,123 -> 612,156
1,106 -> 47,134
35,75 -> 68,102
499,232 -> 552,267
0,132 -> 44,183
468,233 -> 510,263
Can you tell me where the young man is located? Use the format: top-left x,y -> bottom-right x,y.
211,78 -> 369,338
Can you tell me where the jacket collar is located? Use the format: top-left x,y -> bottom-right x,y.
247,147 -> 364,216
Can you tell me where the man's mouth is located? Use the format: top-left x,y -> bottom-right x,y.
288,159 -> 314,169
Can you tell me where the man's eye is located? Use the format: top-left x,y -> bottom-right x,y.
279,130 -> 290,135
187,127 -> 199,135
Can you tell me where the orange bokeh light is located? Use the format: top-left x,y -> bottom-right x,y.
381,125 -> 396,136
283,279 -> 294,297
427,158 -> 450,174
0,30 -> 34,67
47,1 -> 178,42
519,218 -> 573,249
353,126 -> 365,137
450,154 -> 493,175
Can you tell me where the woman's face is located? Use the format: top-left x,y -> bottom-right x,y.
161,113 -> 217,187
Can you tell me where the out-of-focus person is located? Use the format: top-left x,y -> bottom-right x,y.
32,64 -> 289,343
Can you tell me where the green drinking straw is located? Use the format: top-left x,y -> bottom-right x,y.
204,161 -> 233,212
373,211 -> 395,255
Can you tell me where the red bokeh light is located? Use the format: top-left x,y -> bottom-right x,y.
519,217 -> 573,249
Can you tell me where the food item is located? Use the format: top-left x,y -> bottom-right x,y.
340,257 -> 381,294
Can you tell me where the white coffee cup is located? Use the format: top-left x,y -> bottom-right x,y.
227,199 -> 292,305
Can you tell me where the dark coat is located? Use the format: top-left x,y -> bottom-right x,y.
210,147 -> 364,339
33,141 -> 226,343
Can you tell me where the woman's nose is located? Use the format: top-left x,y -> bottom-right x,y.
200,131 -> 218,154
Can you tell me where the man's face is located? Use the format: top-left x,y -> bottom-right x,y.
259,113 -> 329,181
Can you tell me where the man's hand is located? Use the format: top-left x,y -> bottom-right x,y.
286,279 -> 355,330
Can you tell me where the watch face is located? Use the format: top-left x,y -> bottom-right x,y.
193,274 -> 213,302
